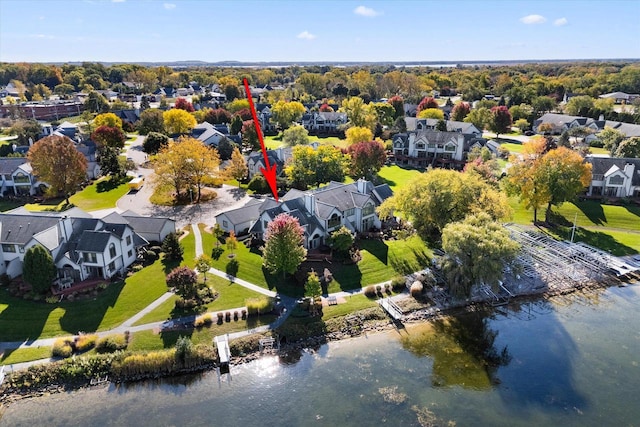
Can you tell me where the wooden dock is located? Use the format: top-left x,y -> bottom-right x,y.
379,297 -> 403,321
215,335 -> 231,366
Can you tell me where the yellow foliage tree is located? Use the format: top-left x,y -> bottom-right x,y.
417,108 -> 445,120
345,126 -> 373,145
94,112 -> 123,130
163,109 -> 197,135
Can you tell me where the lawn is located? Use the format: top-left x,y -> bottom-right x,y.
132,274 -> 267,325
500,142 -> 524,154
0,346 -> 51,365
264,135 -> 349,150
0,258 -> 173,342
376,165 -> 422,191
321,294 -> 378,319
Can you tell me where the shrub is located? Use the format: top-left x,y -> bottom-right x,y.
194,313 -> 213,328
75,334 -> 98,352
233,310 -> 239,321
410,281 -> 424,299
241,309 -> 247,320
143,250 -> 158,263
0,273 -> 11,287
211,246 -> 224,260
363,285 -> 377,299
229,334 -> 265,357
175,298 -> 199,312
246,297 -> 275,315
132,264 -> 144,272
225,311 -> 231,322
52,338 -> 73,358
45,295 -> 59,304
96,334 -> 128,353
175,336 -> 193,362
216,312 -> 224,324
391,276 -> 407,292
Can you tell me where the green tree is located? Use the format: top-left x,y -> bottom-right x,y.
341,97 -> 376,130
163,108 -> 197,135
142,132 -> 169,155
441,213 -> 520,298
84,91 -> 109,113
271,100 -> 306,130
464,107 -> 492,131
282,124 -> 310,146
217,137 -> 235,160
488,106 -> 512,138
304,270 -> 323,301
22,244 -> 56,294
137,109 -> 164,135
614,136 -> 640,158
195,254 -> 212,283
226,231 -> 238,255
166,266 -> 198,300
262,213 -> 307,278
296,72 -> 327,98
598,127 -> 626,155
564,95 -> 594,116
162,232 -> 184,262
27,135 -> 87,204
370,102 -> 396,127
329,226 -> 354,255
378,169 -> 511,240
98,146 -> 126,177
285,145 -> 348,189
230,114 -> 243,135
8,119 -> 42,145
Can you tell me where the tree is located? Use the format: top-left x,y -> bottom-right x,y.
174,97 -> 194,112
8,119 -> 41,145
319,103 -> 333,112
140,96 -> 150,111
488,106 -> 512,138
417,108 -> 445,120
392,116 -> 407,133
598,127 -> 626,155
271,100 -> 306,130
204,108 -> 231,125
370,102 -> 396,127
564,95 -> 594,116
345,126 -> 373,145
387,95 -> 405,119
195,254 -> 212,283
347,140 -> 386,181
305,270 -> 322,302
341,97 -> 376,130
226,231 -> 238,255
241,120 -> 260,151
162,232 -> 184,261
450,102 -> 471,121
377,169 -> 511,240
226,99 -> 250,113
94,112 -> 123,130
262,213 -> 307,278
297,72 -> 327,98
614,137 -> 640,158
98,146 -> 126,177
27,135 -> 87,204
163,108 -> 197,135
230,114 -> 243,135
226,147 -> 248,181
441,213 -> 520,298
153,137 -> 220,202
91,125 -> 126,150
464,107 -> 492,131
84,91 -> 109,113
514,118 -> 529,131
282,124 -> 310,146
137,109 -> 164,135
417,97 -> 439,113
285,145 -> 348,189
166,266 -> 198,300
329,226 -> 354,255
22,244 -> 56,294
531,96 -> 556,115
142,132 -> 169,155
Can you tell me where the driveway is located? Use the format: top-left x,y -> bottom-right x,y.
114,135 -> 252,228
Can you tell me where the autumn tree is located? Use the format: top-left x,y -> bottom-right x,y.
387,95 -> 405,118
204,108 -> 231,125
226,230 -> 238,255
27,135 -> 87,204
488,106 -> 512,138
564,95 -> 594,116
345,126 -> 373,145
142,131 -> 169,154
166,266 -> 198,300
285,145 -> 349,189
305,271 -> 323,306
347,140 -> 386,181
329,226 -> 354,255
22,244 -> 56,295
94,112 -> 123,130
341,97 -> 376,130
174,97 -> 194,112
441,213 -> 520,298
91,125 -> 126,150
271,100 -> 306,130
598,127 -> 626,155
137,108 -> 164,135
417,108 -> 445,120
370,102 -> 396,127
282,124 -> 310,146
319,103 -> 333,112
378,169 -> 511,241
450,102 -> 471,121
416,97 -> 439,114
225,147 -> 248,181
262,213 -> 307,278
153,137 -> 220,202
615,136 -> 640,158
163,108 -> 197,135
464,107 -> 492,131
241,120 -> 260,151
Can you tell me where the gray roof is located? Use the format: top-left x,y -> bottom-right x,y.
192,122 -> 225,146
372,184 -> 393,203
0,214 -> 60,245
76,231 -> 112,252
0,157 -> 28,175
121,213 -> 174,236
586,156 -> 640,186
217,198 -> 264,225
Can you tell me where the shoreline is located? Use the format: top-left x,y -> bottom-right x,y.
1,276 -> 636,407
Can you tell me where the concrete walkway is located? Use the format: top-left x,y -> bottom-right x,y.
207,267 -> 277,297
120,292 -> 174,328
192,223 -> 204,257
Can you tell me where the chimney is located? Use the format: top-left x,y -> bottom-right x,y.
599,114 -> 604,121
357,178 -> 367,194
304,192 -> 316,215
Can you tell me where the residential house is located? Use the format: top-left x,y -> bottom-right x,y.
112,109 -> 140,126
256,104 -> 277,135
246,147 -> 292,179
599,92 -> 640,104
0,208 -> 174,283
534,112 -> 640,140
585,156 -> 640,198
191,122 -> 228,148
0,157 -> 46,197
214,179 -> 393,250
302,112 -> 347,135
100,210 -> 176,244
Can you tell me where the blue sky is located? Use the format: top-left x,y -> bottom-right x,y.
1,0 -> 639,63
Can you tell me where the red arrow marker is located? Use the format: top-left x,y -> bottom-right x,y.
243,78 -> 279,202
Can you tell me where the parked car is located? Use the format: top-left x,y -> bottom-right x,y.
524,130 -> 535,136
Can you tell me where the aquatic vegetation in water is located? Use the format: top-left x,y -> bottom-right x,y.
378,385 -> 408,404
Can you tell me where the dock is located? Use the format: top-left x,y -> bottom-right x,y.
379,297 -> 403,321
214,335 -> 231,367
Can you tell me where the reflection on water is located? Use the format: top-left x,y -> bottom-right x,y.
2,285 -> 640,427
400,308 -> 511,389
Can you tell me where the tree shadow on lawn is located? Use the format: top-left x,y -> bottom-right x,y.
358,238 -> 388,265
96,176 -> 128,193
623,203 -> 640,220
162,257 -> 181,275
58,279 -> 127,336
574,200 -> 606,226
376,174 -> 396,188
0,288 -> 55,343
390,247 -> 432,275
546,225 -> 637,256
160,329 -> 193,349
327,262 -> 363,292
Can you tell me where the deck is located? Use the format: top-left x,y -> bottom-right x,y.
215,335 -> 230,366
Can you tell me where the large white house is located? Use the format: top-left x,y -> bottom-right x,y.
214,179 -> 393,249
0,208 -> 175,284
585,156 -> 640,198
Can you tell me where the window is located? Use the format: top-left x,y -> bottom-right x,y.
127,250 -> 133,258
445,144 -> 456,152
108,261 -> 116,272
428,143 -> 436,149
363,204 -> 375,217
13,173 -> 30,184
345,208 -> 355,217
84,252 -> 97,263
126,235 -> 132,246
328,213 -> 341,229
109,243 -> 117,259
609,176 -> 624,186
19,246 -> 25,253
3,174 -> 12,181
2,244 -> 16,253
222,220 -> 228,227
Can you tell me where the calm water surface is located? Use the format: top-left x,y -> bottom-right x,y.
2,284 -> 639,426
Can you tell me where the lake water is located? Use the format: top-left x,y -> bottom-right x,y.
2,284 -> 640,426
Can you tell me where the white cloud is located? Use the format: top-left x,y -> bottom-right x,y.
297,31 -> 316,40
354,5 -> 381,17
554,17 -> 568,26
31,34 -> 54,39
163,3 -> 176,10
520,14 -> 547,24
112,0 -> 126,3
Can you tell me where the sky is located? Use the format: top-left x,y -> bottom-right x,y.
1,0 -> 639,63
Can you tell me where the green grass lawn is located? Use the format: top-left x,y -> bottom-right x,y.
0,346 -> 51,365
376,165 -> 422,191
321,294 -> 378,319
0,258 -> 174,342
500,142 -> 524,154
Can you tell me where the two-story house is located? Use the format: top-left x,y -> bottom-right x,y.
246,147 -> 292,179
0,157 -> 46,197
585,156 -> 640,198
392,130 -> 467,169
